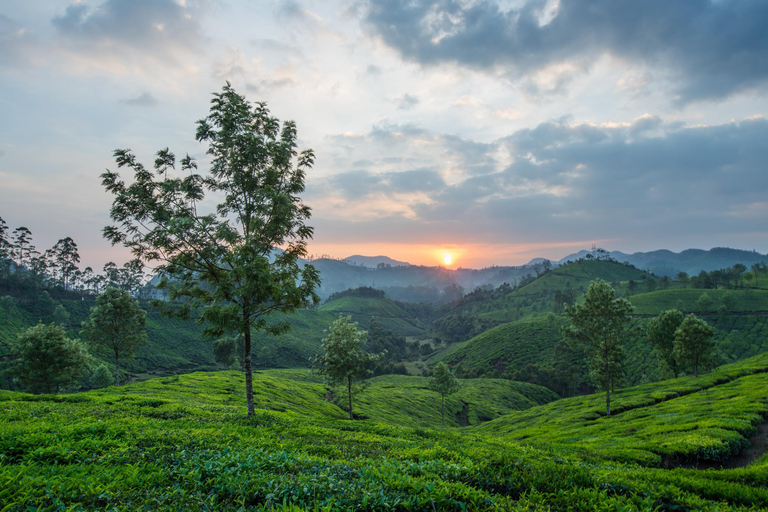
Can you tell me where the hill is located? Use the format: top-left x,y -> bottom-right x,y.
3,359 -> 768,510
437,286 -> 768,394
560,247 -> 767,277
477,352 -> 768,467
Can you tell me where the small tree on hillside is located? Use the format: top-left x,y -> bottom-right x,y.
562,279 -> 633,416
673,314 -> 716,378
9,323 -> 90,394
428,361 -> 460,426
647,309 -> 684,378
312,315 -> 382,420
82,287 -> 148,386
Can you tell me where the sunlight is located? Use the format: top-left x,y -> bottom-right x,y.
443,253 -> 453,265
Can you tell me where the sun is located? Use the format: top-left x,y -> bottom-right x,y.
442,253 -> 453,265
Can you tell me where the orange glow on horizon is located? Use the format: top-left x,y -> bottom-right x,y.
305,239 -> 617,269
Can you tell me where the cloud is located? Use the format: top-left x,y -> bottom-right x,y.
120,92 -> 158,106
391,93 -> 419,110
314,115 -> 768,247
52,0 -> 204,66
0,14 -> 40,68
364,0 -> 768,103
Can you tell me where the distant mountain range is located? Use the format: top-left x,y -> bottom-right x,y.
342,255 -> 412,268
558,247 -> 767,277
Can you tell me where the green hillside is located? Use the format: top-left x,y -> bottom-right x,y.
629,288 -> 768,315
3,360 -> 768,510
436,308 -> 768,393
318,295 -> 430,336
355,374 -> 559,427
443,259 -> 652,327
477,352 -> 768,467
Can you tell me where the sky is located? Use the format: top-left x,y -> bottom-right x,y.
2,0 -> 768,270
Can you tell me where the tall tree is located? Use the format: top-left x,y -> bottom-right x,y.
646,309 -> 684,378
9,323 -> 90,394
50,237 -> 81,289
428,361 -> 460,426
0,216 -> 9,260
82,287 -> 148,386
312,315 -> 382,420
673,314 -> 716,378
101,83 -> 320,414
562,279 -> 633,416
12,226 -> 35,270
752,263 -> 761,288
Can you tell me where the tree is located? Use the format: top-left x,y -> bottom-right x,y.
312,315 -> 382,420
9,323 -> 90,394
12,226 -> 36,270
562,279 -> 633,416
82,287 -> 148,386
646,309 -> 684,378
428,361 -> 460,426
697,292 -> 713,312
49,237 -> 80,289
751,263 -> 761,288
213,335 -> 244,370
673,314 -> 715,377
101,83 -> 320,415
676,271 -> 689,288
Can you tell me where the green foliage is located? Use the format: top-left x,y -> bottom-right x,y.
428,362 -> 460,426
562,279 -> 634,415
101,83 -> 320,415
212,335 -> 244,369
9,323 -> 90,394
89,364 -> 113,389
1,360 -> 768,510
478,352 -> 768,467
313,316 -> 382,420
82,287 -> 148,386
647,309 -> 684,378
674,314 -> 716,377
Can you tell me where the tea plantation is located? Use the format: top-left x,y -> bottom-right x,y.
2,356 -> 768,511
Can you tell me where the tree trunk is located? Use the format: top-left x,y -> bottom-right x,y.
114,351 -> 120,387
347,375 -> 354,420
244,315 -> 255,415
441,394 -> 445,426
605,358 -> 611,416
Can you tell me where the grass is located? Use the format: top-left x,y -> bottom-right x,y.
629,288 -> 768,315
2,361 -> 768,510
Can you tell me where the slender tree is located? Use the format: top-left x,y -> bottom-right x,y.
562,279 -> 633,416
101,83 -> 320,414
428,361 -> 460,426
673,314 -> 716,378
647,309 -> 684,378
82,287 -> 148,386
312,315 -> 382,420
12,226 -> 35,270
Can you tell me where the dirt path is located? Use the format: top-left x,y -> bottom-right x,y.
722,421 -> 768,468
683,421 -> 768,470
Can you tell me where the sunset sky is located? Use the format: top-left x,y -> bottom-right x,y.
2,0 -> 768,270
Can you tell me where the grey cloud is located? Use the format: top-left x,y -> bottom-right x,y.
366,64 -> 382,75
365,0 -> 768,103
392,93 -> 419,110
629,115 -> 662,137
52,0 -> 204,61
385,168 -> 444,192
120,92 -> 157,106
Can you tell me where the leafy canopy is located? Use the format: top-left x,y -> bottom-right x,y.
101,83 -> 320,414
82,287 -> 148,386
646,308 -> 684,378
562,278 -> 633,415
673,314 -> 716,377
313,315 -> 382,420
10,323 -> 90,394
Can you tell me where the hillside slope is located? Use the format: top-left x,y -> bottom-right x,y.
3,362 -> 768,510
